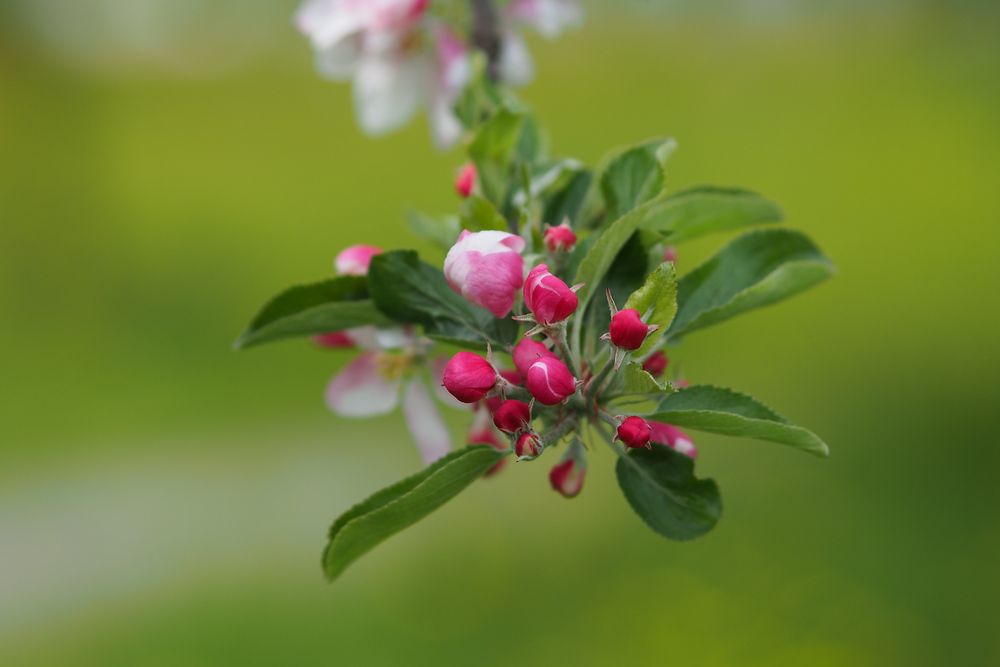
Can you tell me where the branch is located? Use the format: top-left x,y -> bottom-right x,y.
470,0 -> 502,80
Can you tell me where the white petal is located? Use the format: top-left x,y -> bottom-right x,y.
314,37 -> 361,80
295,0 -> 367,51
498,31 -> 534,87
402,379 -> 451,465
325,351 -> 400,416
353,52 -> 433,135
373,326 -> 416,350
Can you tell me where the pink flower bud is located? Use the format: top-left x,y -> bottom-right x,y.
335,245 -> 382,276
649,422 -> 697,459
543,223 -> 577,252
444,230 -> 525,318
499,369 -> 524,386
515,432 -> 543,461
609,309 -> 651,351
313,331 -> 355,348
549,457 -> 585,498
443,352 -> 498,403
617,416 -> 652,449
492,400 -> 532,434
663,246 -> 678,263
525,356 -> 577,405
523,264 -> 579,325
455,162 -> 477,198
512,338 -> 557,376
642,350 -> 669,377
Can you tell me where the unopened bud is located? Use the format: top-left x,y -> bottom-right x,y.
492,400 -> 532,434
549,454 -> 586,498
641,350 -> 669,377
455,162 -> 477,198
523,264 -> 579,326
543,223 -> 577,253
515,432 -> 543,461
442,351 -> 498,403
609,309 -> 653,351
617,416 -> 652,449
525,356 -> 577,405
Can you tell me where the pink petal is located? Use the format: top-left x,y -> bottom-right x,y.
325,351 -> 400,417
402,379 -> 451,465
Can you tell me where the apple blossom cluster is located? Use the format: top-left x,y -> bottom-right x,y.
238,1 -> 831,581
295,0 -> 581,147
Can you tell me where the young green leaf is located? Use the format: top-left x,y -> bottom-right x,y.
600,138 -> 677,220
323,445 -> 506,581
667,228 -> 834,340
367,250 -> 518,349
468,108 -> 525,205
620,362 -> 671,395
650,385 -> 830,457
235,277 -> 392,349
615,445 -> 721,541
461,195 -> 508,232
623,262 -> 678,356
408,210 -> 461,249
543,169 -> 592,228
647,186 -> 784,244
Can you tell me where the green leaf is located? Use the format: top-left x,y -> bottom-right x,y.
468,108 -> 525,205
367,250 -> 518,349
667,228 -> 834,340
601,138 -> 677,220
235,277 -> 392,349
649,186 -> 784,244
543,169 -> 592,227
650,385 -> 830,457
323,445 -> 505,581
615,445 -> 721,541
623,262 -> 678,356
461,195 -> 508,232
620,362 -> 671,395
408,210 -> 460,249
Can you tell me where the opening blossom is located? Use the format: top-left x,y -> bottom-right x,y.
444,230 -> 526,318
322,243 -> 461,465
295,0 -> 581,148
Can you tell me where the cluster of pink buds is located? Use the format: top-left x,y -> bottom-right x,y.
436,228 -> 697,498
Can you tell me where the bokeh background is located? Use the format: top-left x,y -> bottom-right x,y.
2,1 -> 999,664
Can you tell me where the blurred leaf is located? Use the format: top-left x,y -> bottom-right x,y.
615,445 -> 721,541
667,228 -> 834,340
235,277 -> 391,349
323,445 -> 506,581
408,210 -> 460,249
601,138 -> 677,220
624,262 -> 678,356
461,195 -> 508,232
650,385 -> 830,457
648,186 -> 784,243
468,107 -> 525,205
543,169 -> 592,227
367,251 -> 518,349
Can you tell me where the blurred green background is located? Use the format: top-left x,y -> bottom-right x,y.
2,1 -> 999,665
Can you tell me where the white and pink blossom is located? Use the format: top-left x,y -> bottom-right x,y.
444,230 -> 525,317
